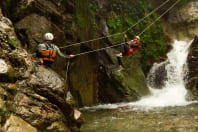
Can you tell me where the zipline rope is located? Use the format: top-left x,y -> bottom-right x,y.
60,0 -> 171,49
72,0 -> 181,57
138,0 -> 180,36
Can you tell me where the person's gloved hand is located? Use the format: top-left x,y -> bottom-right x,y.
124,34 -> 127,38
69,54 -> 76,58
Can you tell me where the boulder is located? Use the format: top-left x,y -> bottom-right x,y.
2,115 -> 37,132
28,66 -> 83,131
29,66 -> 66,97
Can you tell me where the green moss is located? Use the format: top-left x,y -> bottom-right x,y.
76,0 -> 98,42
8,39 -> 17,49
76,0 -> 90,29
4,28 -> 12,32
107,15 -> 124,44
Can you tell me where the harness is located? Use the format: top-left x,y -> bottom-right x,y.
133,40 -> 138,45
131,40 -> 141,52
40,43 -> 56,62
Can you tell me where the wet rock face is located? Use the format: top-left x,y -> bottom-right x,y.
161,1 -> 198,40
187,37 -> 198,78
1,0 -> 150,107
0,13 -> 82,132
147,62 -> 167,89
186,36 -> 198,100
29,66 -> 66,96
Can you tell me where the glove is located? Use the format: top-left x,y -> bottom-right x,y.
69,54 -> 76,58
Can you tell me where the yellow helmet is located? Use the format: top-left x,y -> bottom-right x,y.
135,36 -> 140,40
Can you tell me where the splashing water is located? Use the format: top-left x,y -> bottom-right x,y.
131,40 -> 192,107
82,40 -> 194,110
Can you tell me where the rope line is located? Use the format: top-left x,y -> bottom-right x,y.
138,0 -> 181,36
63,59 -> 70,102
74,42 -> 126,57
65,59 -> 70,82
60,0 -> 171,49
72,0 -> 181,57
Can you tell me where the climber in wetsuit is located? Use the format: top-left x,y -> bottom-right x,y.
37,33 -> 75,66
117,35 -> 141,68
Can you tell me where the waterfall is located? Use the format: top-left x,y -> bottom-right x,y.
132,40 -> 192,107
82,40 -> 194,110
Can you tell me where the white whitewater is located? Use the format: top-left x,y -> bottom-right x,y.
131,40 -> 192,107
82,40 -> 193,110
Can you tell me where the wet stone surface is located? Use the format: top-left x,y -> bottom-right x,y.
81,103 -> 198,132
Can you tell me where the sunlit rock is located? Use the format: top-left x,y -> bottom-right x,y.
0,59 -> 8,74
2,115 -> 37,132
74,109 -> 82,120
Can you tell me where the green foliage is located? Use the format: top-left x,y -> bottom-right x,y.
8,39 -> 17,49
76,0 -> 97,41
106,0 -> 167,70
76,0 -> 173,70
76,0 -> 97,30
76,0 -> 88,29
107,15 -> 124,44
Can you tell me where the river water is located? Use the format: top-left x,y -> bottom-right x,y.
81,40 -> 198,132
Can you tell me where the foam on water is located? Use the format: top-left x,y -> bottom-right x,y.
82,40 -> 194,110
132,40 -> 192,107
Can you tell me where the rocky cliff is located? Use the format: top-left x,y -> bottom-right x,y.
1,0 -> 166,107
0,0 -> 198,131
0,12 -> 82,131
151,0 -> 198,41
0,0 -> 166,130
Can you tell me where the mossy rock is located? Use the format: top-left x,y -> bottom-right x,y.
114,54 -> 150,97
8,39 -> 17,49
9,54 -> 27,68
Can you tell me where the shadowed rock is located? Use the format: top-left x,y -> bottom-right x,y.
186,36 -> 198,100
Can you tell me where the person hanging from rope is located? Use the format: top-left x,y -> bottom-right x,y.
37,33 -> 75,66
117,34 -> 141,68
130,35 -> 142,52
